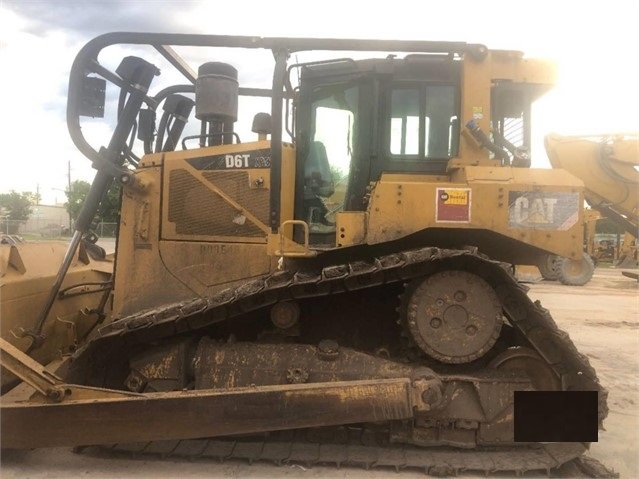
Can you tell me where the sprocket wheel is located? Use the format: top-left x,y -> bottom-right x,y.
402,270 -> 503,364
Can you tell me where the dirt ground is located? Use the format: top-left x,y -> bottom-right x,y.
1,268 -> 637,479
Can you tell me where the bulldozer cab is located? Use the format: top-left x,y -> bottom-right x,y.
293,54 -> 551,246
295,57 -> 460,233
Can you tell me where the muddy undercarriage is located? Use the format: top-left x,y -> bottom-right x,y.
2,247 -> 612,476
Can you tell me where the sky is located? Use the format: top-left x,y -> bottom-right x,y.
0,0 -> 637,205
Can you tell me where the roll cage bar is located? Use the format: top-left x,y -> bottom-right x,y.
67,32 -> 487,231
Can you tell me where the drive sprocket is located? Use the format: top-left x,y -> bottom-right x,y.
402,269 -> 503,364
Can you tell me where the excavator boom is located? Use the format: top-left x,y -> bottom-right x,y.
545,133 -> 639,235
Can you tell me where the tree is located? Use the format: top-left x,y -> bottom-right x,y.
65,180 -> 91,222
596,217 -> 626,235
330,164 -> 345,183
0,191 -> 38,220
99,183 -> 122,223
0,191 -> 38,234
65,180 -> 122,224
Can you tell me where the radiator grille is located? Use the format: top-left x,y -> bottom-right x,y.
167,169 -> 268,237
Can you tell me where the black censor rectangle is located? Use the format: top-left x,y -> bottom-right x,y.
514,391 -> 598,442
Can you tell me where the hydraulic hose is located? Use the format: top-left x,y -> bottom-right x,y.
465,120 -> 510,165
29,57 -> 160,350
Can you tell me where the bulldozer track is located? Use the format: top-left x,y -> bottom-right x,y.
79,246 -> 610,475
87,429 -> 617,477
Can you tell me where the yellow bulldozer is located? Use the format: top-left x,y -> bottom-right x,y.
1,33 -> 612,476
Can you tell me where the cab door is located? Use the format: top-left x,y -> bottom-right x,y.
294,66 -> 372,245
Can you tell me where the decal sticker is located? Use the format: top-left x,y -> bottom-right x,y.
508,191 -> 580,230
186,148 -> 271,170
436,188 -> 471,223
472,106 -> 483,120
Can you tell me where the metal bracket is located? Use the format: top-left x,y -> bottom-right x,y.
0,338 -> 136,403
92,147 -> 133,182
0,337 -> 68,402
277,220 -> 317,258
410,368 -> 444,412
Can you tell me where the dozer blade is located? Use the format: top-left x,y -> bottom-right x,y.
1,337 -> 432,449
2,378 -> 424,449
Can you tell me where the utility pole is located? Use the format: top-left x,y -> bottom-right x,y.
67,160 -> 72,233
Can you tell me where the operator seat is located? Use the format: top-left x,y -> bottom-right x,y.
304,141 -> 334,198
303,140 -> 335,233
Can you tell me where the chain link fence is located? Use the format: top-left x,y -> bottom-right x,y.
93,222 -> 118,238
1,219 -> 118,238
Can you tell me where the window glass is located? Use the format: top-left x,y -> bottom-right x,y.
390,89 -> 419,155
424,85 -> 457,158
492,87 -> 527,148
314,106 -> 354,182
389,84 -> 458,159
305,83 -> 358,228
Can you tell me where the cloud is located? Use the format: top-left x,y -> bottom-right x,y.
1,0 -> 637,205
6,1 -> 181,39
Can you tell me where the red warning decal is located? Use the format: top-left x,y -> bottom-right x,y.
436,188 -> 471,223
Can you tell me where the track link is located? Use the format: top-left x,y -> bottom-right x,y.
84,431 -> 617,477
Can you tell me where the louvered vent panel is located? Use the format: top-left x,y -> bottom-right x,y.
168,169 -> 266,237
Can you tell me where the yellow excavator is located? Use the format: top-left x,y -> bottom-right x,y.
582,209 -> 636,267
545,133 -> 638,279
1,33 -> 612,476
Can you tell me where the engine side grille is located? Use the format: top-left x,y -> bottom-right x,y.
167,169 -> 268,238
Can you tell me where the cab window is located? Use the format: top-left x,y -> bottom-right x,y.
303,82 -> 359,233
389,84 -> 458,160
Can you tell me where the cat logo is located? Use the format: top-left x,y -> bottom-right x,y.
512,196 -> 557,224
508,192 -> 579,230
